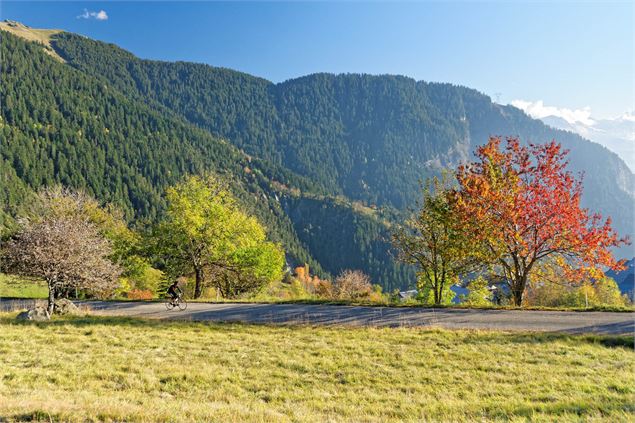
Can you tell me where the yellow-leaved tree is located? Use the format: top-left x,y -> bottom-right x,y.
154,175 -> 284,298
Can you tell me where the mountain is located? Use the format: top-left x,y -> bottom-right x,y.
1,21 -> 633,292
540,114 -> 635,172
49,31 -> 634,239
0,24 -> 328,279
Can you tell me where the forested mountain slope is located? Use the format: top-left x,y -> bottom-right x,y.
51,31 -> 634,245
1,23 -> 633,293
0,30 -> 327,277
1,27 -> 415,289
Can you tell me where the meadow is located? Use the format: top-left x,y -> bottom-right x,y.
0,274 -> 47,299
0,315 -> 633,422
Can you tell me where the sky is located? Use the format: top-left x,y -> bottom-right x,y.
1,1 -> 633,120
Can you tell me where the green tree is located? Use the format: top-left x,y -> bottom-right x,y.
416,270 -> 457,305
393,176 -> 477,305
459,276 -> 493,306
155,175 -> 284,298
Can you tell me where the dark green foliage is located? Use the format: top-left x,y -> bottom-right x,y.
52,32 -> 634,249
281,195 -> 416,292
2,27 -> 632,293
0,31 -> 324,277
52,33 -> 466,208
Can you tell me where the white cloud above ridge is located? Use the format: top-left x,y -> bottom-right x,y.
511,99 -> 594,126
77,9 -> 108,21
511,99 -> 635,171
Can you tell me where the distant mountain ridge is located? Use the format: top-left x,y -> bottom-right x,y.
1,22 -> 633,293
539,113 -> 635,173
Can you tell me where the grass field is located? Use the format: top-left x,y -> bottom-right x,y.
0,315 -> 633,422
0,274 -> 47,299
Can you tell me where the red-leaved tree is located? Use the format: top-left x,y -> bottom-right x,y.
453,137 -> 629,306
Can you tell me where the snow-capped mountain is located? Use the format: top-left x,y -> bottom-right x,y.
512,100 -> 635,172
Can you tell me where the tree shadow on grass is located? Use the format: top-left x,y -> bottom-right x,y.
557,320 -> 634,337
461,329 -> 633,349
0,314 -> 180,329
484,399 -> 635,420
6,411 -> 65,422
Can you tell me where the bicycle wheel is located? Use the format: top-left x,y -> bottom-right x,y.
177,298 -> 187,311
165,300 -> 175,310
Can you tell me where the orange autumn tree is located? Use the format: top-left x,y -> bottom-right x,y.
453,137 -> 628,306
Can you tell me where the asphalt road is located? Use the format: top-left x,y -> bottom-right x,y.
82,301 -> 635,335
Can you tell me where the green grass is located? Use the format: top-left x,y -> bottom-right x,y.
0,315 -> 633,422
0,274 -> 47,299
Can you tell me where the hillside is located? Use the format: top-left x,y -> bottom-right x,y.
0,27 -> 413,288
0,20 -> 63,61
0,29 -> 328,278
50,31 -> 634,246
1,22 -> 633,292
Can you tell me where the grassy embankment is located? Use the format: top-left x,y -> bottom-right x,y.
0,274 -> 48,299
0,314 -> 633,422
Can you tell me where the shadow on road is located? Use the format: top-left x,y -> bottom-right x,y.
556,320 -> 635,336
3,313 -> 632,350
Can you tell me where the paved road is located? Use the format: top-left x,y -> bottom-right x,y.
82,301 -> 634,335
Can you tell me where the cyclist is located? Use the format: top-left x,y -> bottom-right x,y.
166,280 -> 183,306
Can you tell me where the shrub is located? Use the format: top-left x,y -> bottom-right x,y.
460,276 -> 493,306
525,276 -> 627,308
315,279 -> 334,299
333,270 -> 372,300
368,284 -> 387,303
126,289 -> 154,300
131,266 -> 163,296
288,279 -> 310,300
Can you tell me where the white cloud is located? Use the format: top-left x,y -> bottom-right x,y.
511,100 -> 635,171
77,9 -> 108,21
511,99 -> 594,126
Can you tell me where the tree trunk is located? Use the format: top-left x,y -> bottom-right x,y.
47,281 -> 56,316
511,275 -> 527,307
194,266 -> 204,299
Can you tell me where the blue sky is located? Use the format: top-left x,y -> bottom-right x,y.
1,1 -> 633,119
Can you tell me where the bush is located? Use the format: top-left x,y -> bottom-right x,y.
333,270 -> 372,300
126,289 -> 154,300
368,284 -> 387,303
114,277 -> 133,298
130,266 -> 163,296
315,279 -> 334,299
287,279 -> 310,300
525,277 -> 627,308
460,276 -> 493,306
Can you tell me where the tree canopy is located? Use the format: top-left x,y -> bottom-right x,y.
155,175 -> 284,298
452,137 -> 629,305
393,175 -> 478,305
1,189 -> 122,313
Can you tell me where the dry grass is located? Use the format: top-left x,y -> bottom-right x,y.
0,20 -> 63,61
0,315 -> 633,422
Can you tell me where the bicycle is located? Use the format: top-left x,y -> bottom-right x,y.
165,293 -> 188,311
